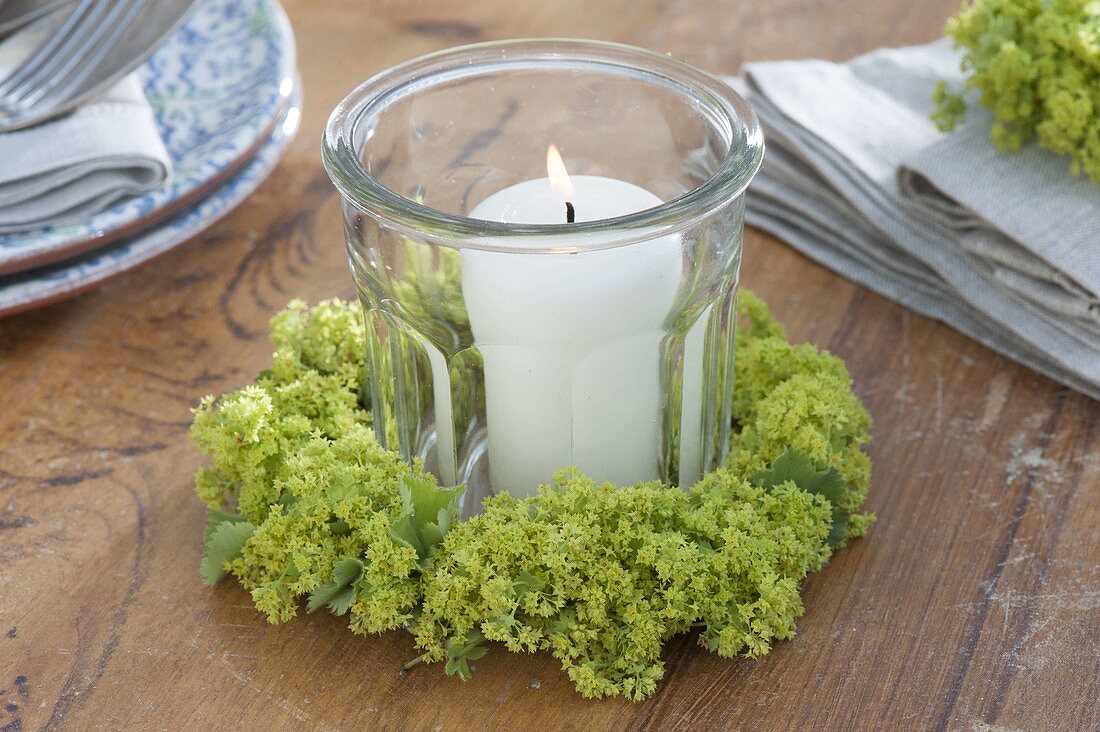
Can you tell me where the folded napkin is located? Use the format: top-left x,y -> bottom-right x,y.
735,39 -> 1100,400
0,74 -> 171,234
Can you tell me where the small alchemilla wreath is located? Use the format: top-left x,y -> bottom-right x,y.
190,290 -> 873,701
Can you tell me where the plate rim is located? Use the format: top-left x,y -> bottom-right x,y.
0,85 -> 301,318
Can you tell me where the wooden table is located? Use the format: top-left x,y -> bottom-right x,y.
2,1 -> 1097,729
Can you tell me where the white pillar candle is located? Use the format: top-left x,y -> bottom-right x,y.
453,148 -> 703,497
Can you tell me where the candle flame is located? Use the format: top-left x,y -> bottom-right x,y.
546,144 -> 575,201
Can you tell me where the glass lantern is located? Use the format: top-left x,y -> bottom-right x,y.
323,39 -> 764,514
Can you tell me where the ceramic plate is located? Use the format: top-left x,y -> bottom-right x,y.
0,87 -> 300,317
0,0 -> 296,274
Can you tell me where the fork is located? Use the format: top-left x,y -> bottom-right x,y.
0,0 -> 99,100
0,0 -> 195,132
0,0 -> 78,41
17,0 -> 146,110
0,0 -> 144,108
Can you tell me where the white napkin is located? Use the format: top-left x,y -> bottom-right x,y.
734,39 -> 1100,401
0,74 -> 171,234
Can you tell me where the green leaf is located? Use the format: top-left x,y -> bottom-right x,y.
755,448 -> 850,547
804,470 -> 846,507
400,474 -> 463,532
328,518 -> 352,536
389,475 -> 465,567
443,630 -> 486,681
200,520 -> 256,585
307,557 -> 365,614
548,608 -> 577,637
444,657 -> 465,678
204,508 -> 247,544
325,471 -> 360,503
390,514 -> 426,559
754,449 -> 815,489
512,570 -> 546,603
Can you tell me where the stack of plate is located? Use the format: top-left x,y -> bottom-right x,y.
0,0 -> 300,316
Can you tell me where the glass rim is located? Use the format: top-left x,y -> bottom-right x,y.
322,38 -> 764,253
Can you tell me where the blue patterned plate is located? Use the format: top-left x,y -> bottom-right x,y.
0,0 -> 296,274
0,86 -> 300,316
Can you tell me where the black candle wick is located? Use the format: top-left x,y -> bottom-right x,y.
565,201 -> 575,224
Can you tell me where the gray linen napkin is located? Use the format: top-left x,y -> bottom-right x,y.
734,39 -> 1100,400
0,74 -> 171,234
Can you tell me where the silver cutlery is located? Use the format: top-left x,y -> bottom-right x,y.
0,0 -> 75,40
0,0 -> 198,131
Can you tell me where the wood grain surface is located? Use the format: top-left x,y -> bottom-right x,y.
2,1 -> 1098,730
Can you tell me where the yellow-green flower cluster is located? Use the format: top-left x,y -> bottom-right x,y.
413,469 -> 832,700
191,300 -> 431,629
935,0 -> 1100,182
190,291 -> 873,700
728,299 -> 872,538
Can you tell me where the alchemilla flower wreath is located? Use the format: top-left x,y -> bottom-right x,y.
190,290 -> 873,701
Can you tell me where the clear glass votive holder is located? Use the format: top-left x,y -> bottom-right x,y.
323,39 -> 764,513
